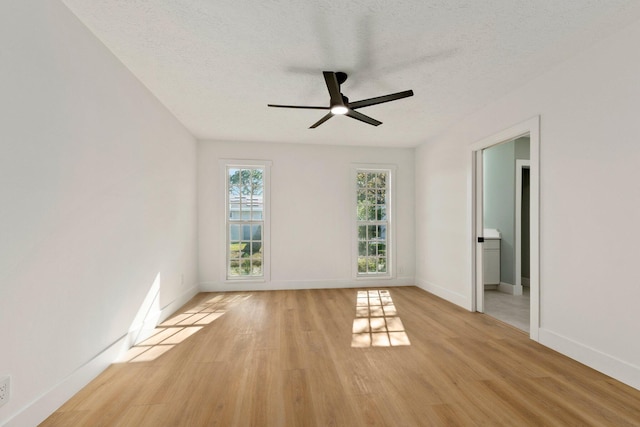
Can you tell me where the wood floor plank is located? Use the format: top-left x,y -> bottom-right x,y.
41,287 -> 640,426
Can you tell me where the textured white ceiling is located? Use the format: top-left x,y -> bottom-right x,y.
62,0 -> 640,147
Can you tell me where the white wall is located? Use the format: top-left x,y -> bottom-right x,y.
199,141 -> 415,291
0,1 -> 198,425
415,17 -> 640,389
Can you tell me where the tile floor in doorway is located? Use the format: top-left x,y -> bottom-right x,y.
484,287 -> 530,332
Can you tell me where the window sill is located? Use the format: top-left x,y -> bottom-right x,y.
224,278 -> 266,284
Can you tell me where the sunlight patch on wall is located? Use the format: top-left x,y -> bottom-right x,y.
351,289 -> 410,348
117,293 -> 251,363
127,272 -> 162,348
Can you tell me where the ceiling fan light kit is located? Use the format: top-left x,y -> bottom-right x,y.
330,105 -> 348,115
268,71 -> 413,128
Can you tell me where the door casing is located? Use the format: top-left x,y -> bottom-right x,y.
469,116 -> 540,341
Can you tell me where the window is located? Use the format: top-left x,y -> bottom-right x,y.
355,167 -> 392,277
225,161 -> 270,280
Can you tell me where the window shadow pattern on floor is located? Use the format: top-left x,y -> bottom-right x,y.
351,289 -> 410,348
117,293 -> 251,363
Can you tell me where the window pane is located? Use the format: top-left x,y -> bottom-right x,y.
377,225 -> 386,241
367,206 -> 377,221
229,204 -> 240,220
251,224 -> 262,240
229,185 -> 241,198
377,258 -> 387,273
358,257 -> 367,273
251,169 -> 263,195
357,205 -> 366,221
252,262 -> 262,276
229,169 -> 240,185
367,258 -> 377,273
241,225 -> 251,240
240,169 -> 250,186
368,225 -> 377,239
229,224 -> 240,241
229,242 -> 241,257
241,259 -> 251,274
366,173 -> 376,187
229,260 -> 240,276
357,172 -> 367,187
369,242 -> 379,256
378,243 -> 386,256
358,226 -> 367,240
239,242 -> 250,257
358,241 -> 367,256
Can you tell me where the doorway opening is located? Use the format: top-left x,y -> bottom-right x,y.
470,117 -> 539,341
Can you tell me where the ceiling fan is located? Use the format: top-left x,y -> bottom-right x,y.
268,71 -> 414,128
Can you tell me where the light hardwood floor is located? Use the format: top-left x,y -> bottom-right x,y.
42,287 -> 640,426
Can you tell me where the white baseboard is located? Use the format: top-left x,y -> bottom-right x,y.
199,276 -> 415,292
498,281 -> 523,295
539,328 -> 640,391
4,334 -> 129,427
415,277 -> 471,310
158,285 -> 199,323
3,284 -> 199,427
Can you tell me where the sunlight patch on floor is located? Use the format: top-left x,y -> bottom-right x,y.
351,289 -> 411,348
117,293 -> 251,363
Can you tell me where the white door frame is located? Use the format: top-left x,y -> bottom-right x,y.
515,160 -> 531,290
469,116 -> 540,341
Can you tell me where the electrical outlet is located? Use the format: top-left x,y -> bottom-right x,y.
0,376 -> 9,406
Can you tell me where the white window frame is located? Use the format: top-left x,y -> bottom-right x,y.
221,159 -> 271,282
351,164 -> 397,280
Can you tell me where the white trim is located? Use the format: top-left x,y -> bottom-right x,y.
416,277 -> 472,310
498,281 -> 523,295
199,276 -> 414,292
220,159 -> 272,283
350,164 -> 397,280
515,160 -> 530,293
469,116 -> 540,341
473,150 -> 484,312
125,282 -> 198,348
3,335 -> 128,427
158,285 -> 199,323
539,328 -> 640,390
3,285 -> 198,427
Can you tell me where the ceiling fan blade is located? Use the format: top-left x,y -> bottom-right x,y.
345,110 -> 382,126
309,112 -> 334,129
268,104 -> 329,110
348,90 -> 414,110
323,71 -> 343,105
